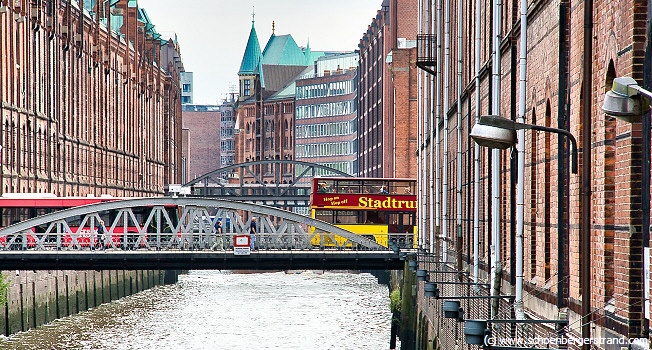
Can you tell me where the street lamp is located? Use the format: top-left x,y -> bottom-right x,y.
468,117 -> 516,149
602,76 -> 652,123
470,115 -> 578,173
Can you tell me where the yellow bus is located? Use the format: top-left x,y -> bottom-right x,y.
310,177 -> 417,248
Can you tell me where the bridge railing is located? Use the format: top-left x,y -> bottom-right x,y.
0,229 -> 415,252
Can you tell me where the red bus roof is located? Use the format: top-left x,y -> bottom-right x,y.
312,176 -> 417,182
0,195 -> 124,208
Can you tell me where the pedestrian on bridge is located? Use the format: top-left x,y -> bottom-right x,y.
96,220 -> 107,250
249,217 -> 257,251
212,220 -> 224,251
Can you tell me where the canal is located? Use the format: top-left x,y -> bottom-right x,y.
0,270 -> 396,350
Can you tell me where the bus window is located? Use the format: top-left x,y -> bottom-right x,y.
388,213 -> 401,233
364,211 -> 386,224
389,181 -> 409,194
334,210 -> 358,224
337,180 -> 361,194
315,210 -> 334,223
363,181 -> 384,194
402,213 -> 416,226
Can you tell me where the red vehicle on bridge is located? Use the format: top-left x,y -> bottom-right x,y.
310,177 -> 418,248
0,193 -> 179,249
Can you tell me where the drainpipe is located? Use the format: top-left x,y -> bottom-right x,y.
429,72 -> 435,254
442,0 -> 451,264
456,0 -> 464,276
417,0 -> 423,249
434,0 -> 442,258
473,0 -> 482,288
514,0 -> 528,321
426,2 -> 434,254
581,0 -> 593,346
642,1 -> 651,341
557,1 -> 569,327
425,3 -> 433,254
421,0 -> 428,251
490,0 -> 503,319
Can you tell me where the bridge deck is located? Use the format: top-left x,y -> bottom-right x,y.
0,250 -> 404,271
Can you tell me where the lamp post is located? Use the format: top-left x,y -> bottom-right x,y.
471,115 -> 578,174
470,114 -> 577,339
603,76 -> 651,339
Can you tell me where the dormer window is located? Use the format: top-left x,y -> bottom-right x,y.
243,79 -> 251,96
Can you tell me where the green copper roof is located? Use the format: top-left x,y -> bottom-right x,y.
238,22 -> 262,75
303,40 -> 312,65
261,34 -> 307,66
306,50 -> 326,65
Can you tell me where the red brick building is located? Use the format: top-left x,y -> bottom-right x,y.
411,0 -> 652,348
181,105 -> 222,181
358,0 -> 418,179
0,0 -> 183,196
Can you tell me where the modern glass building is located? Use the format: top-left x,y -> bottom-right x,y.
295,53 -> 359,177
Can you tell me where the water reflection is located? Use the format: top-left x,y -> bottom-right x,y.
0,271 -> 394,350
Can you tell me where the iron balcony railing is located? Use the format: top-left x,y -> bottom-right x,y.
416,34 -> 437,75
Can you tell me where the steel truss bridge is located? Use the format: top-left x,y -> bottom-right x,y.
0,198 -> 408,271
180,160 -> 353,208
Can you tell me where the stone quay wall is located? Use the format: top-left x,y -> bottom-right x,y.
0,269 -> 181,336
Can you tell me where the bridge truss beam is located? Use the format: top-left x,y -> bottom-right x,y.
0,198 -> 407,271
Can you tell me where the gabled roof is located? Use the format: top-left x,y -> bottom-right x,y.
238,21 -> 262,75
261,34 -> 307,66
269,66 -> 313,100
261,64 -> 309,92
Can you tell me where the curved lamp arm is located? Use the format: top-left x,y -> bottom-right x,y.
478,115 -> 578,174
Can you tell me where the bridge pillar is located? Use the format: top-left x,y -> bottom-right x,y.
164,270 -> 181,284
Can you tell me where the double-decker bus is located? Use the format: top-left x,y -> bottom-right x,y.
310,177 -> 417,248
0,193 -> 179,249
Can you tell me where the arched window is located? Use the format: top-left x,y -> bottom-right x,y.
544,100 -> 552,282
530,107 -> 538,279
602,60 -> 617,301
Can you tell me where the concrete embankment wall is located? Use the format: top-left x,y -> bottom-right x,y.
0,269 -> 182,336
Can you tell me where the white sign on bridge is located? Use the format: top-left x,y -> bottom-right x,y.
233,235 -> 251,256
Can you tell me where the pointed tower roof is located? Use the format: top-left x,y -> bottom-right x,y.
238,17 -> 262,75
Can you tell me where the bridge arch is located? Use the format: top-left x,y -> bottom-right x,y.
178,160 -> 353,207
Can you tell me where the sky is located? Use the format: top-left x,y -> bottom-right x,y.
136,0 -> 383,105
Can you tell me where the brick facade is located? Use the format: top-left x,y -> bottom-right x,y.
0,0 -> 183,197
414,0 -> 652,348
235,98 -> 295,184
358,0 -> 419,179
181,106 -> 222,180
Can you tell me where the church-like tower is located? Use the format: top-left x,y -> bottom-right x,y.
237,15 -> 261,101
